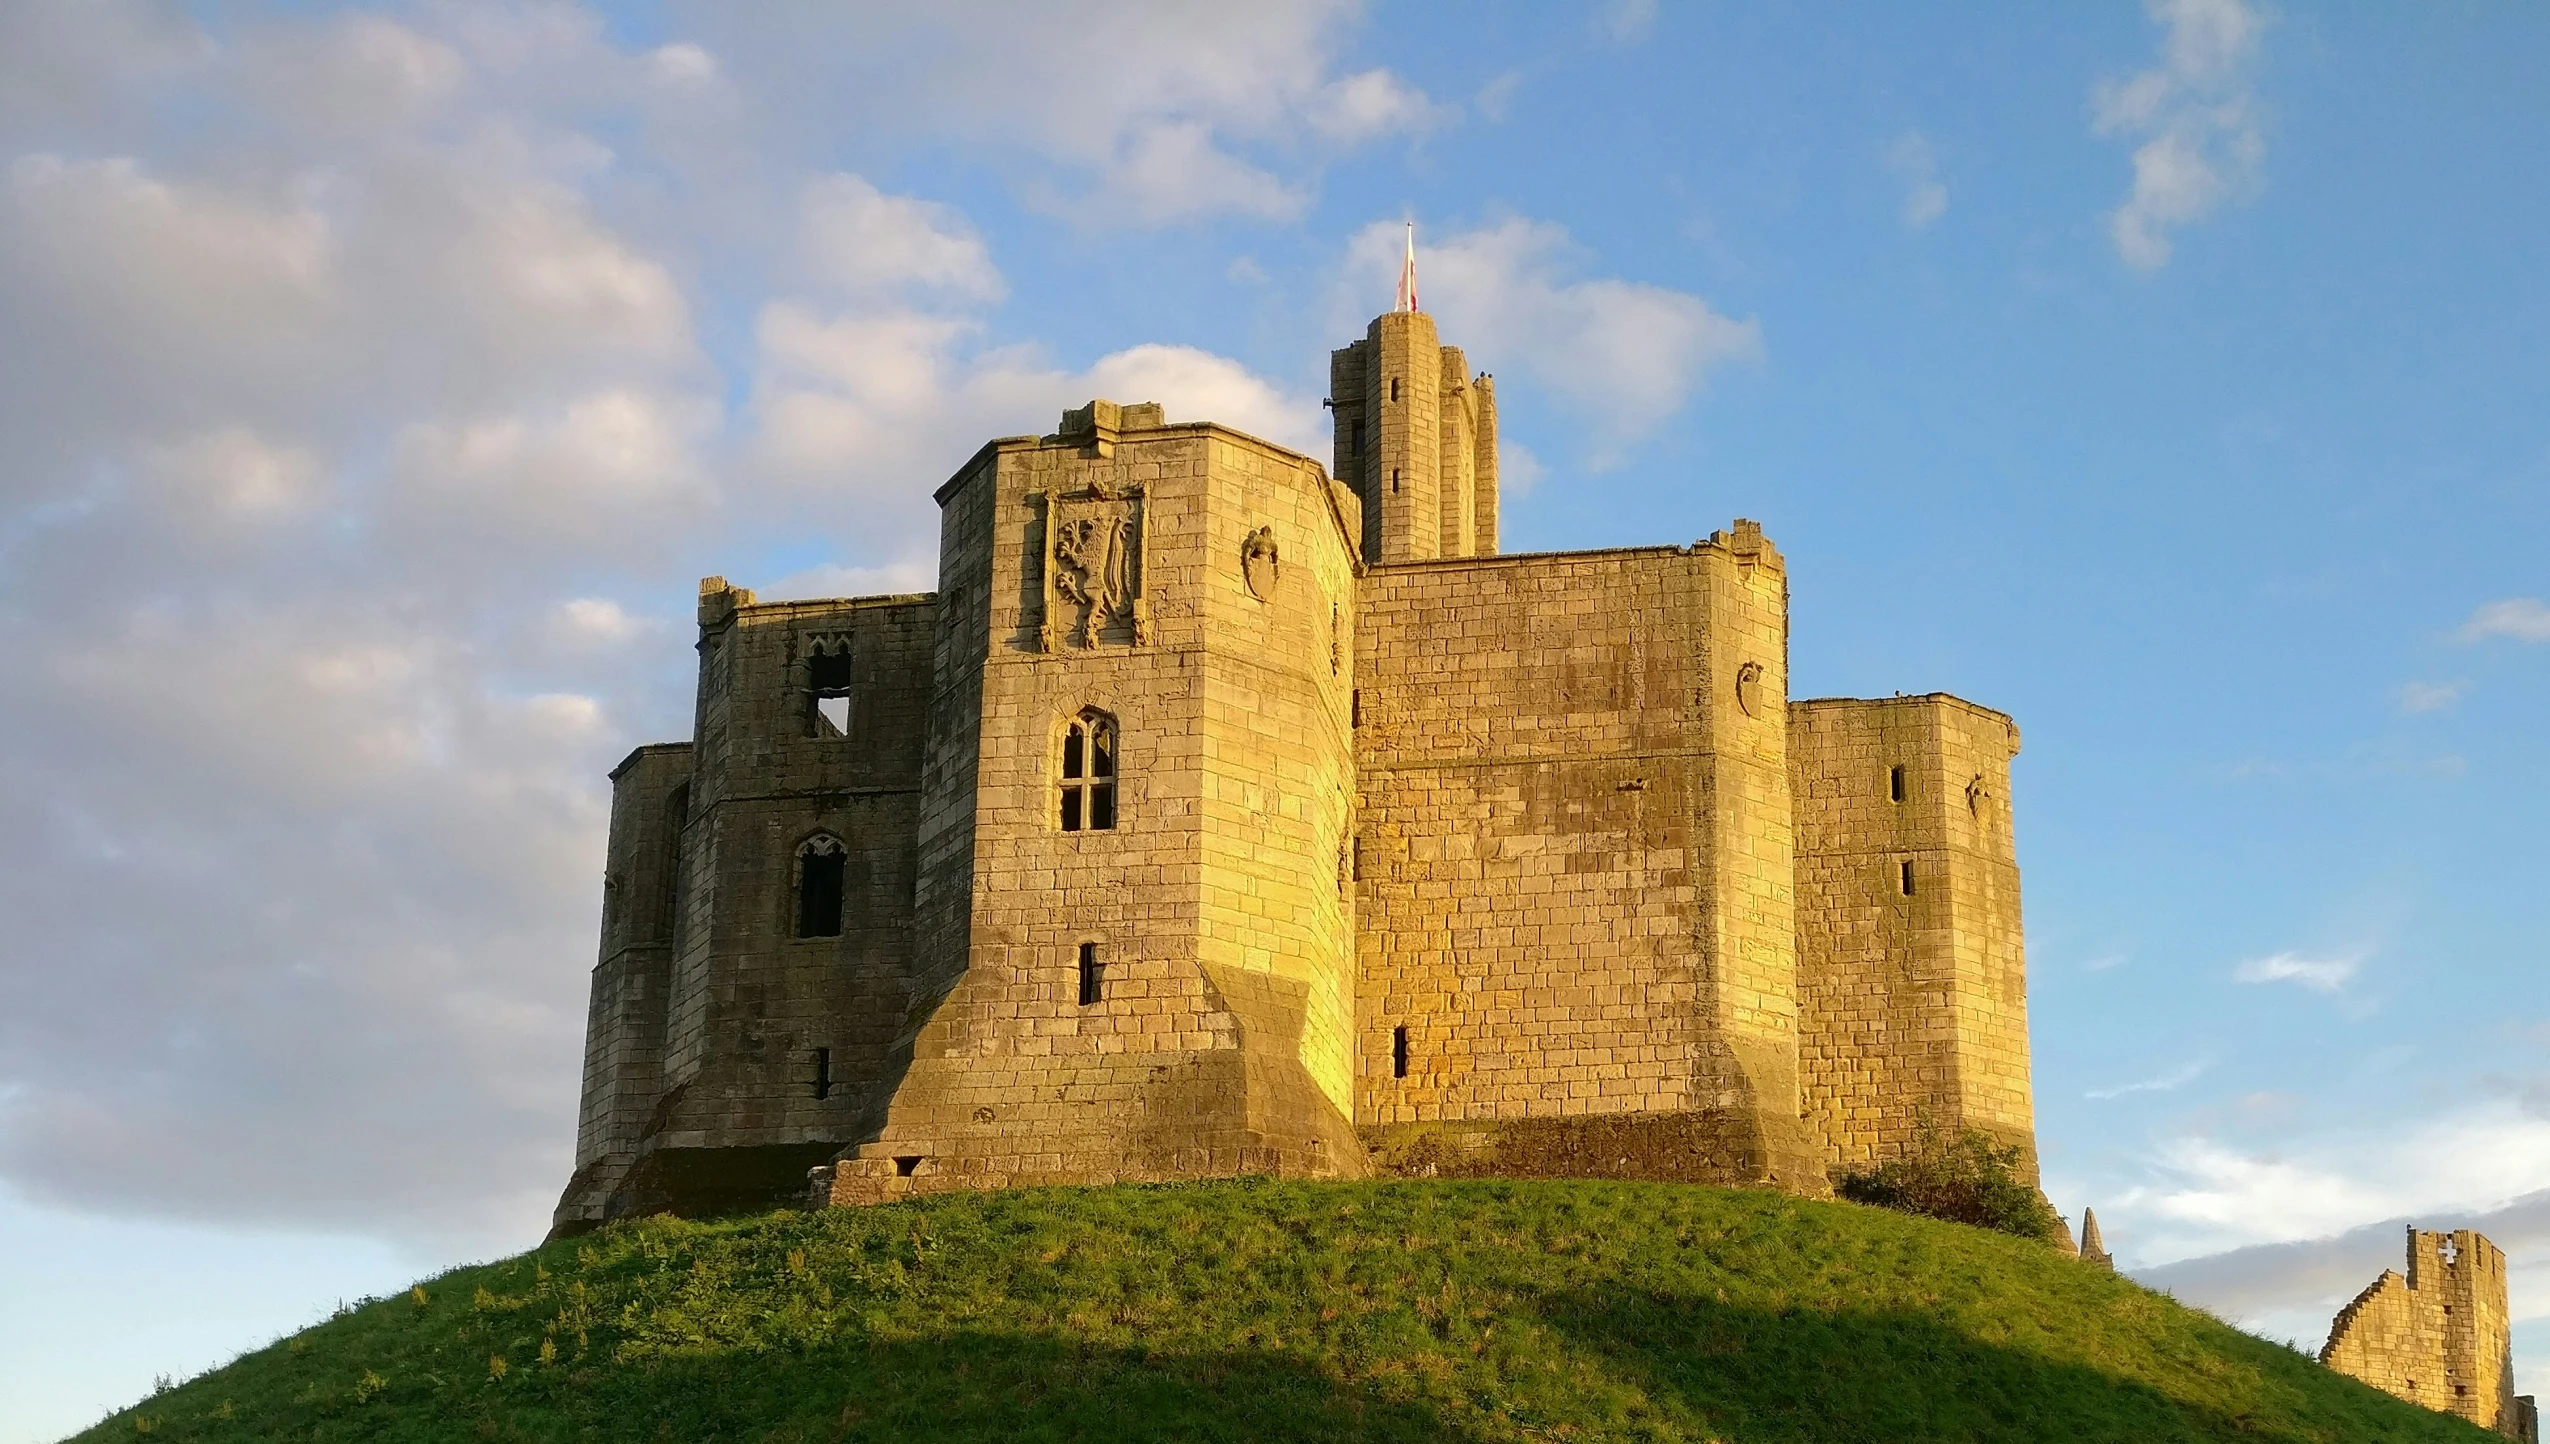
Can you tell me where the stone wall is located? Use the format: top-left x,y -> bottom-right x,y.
826,412 -> 1367,1204
551,585 -> 938,1232
1789,693 -> 2032,1174
1348,523 -> 1824,1191
2324,1229 -> 2535,1439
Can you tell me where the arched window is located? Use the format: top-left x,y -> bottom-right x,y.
797,834 -> 847,938
1059,710 -> 1117,831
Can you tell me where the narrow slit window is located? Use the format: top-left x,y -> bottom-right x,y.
1078,941 -> 1103,1006
1392,1025 -> 1409,1079
1350,418 -> 1364,458
809,644 -> 854,737
1889,765 -> 1906,802
1900,860 -> 1916,897
1351,689 -> 1362,727
1059,710 -> 1118,831
813,1047 -> 832,1100
797,835 -> 847,938
1390,376 -> 1402,403
1391,467 -> 1400,494
1352,837 -> 1363,881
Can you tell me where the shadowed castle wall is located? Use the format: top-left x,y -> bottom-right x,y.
553,588 -> 936,1229
1789,694 -> 2031,1174
1348,522 -> 1824,1191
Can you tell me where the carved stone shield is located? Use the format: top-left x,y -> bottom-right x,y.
1241,525 -> 1280,601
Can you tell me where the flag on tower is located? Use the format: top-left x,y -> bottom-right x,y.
1396,221 -> 1419,313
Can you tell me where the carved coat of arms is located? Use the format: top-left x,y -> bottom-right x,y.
1039,479 -> 1149,650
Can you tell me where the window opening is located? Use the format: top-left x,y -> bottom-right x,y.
797,836 -> 847,937
1900,860 -> 1916,897
1351,689 -> 1362,727
1060,711 -> 1118,831
894,1155 -> 922,1177
1078,941 -> 1103,1006
1391,467 -> 1400,494
813,1047 -> 832,1100
1352,837 -> 1363,882
1889,765 -> 1906,802
1350,418 -> 1364,458
1390,376 -> 1402,403
809,643 -> 854,737
1392,1026 -> 1409,1079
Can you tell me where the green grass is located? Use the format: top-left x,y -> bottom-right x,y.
75,1178 -> 2495,1443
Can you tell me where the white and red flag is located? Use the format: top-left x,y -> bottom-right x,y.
1396,221 -> 1419,313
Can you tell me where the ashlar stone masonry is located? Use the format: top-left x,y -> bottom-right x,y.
2323,1228 -> 2538,1440
553,308 -> 2040,1231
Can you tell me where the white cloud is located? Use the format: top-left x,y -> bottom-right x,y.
1602,0 -> 1659,43
1336,216 -> 1760,461
2092,0 -> 2266,271
2459,597 -> 2550,643
689,3 -> 1444,226
2396,678 -> 2467,715
1885,132 -> 1948,231
795,173 -> 1004,302
1476,71 -> 1523,124
139,427 -> 327,521
2087,1059 -> 2210,1100
2232,950 -> 2362,992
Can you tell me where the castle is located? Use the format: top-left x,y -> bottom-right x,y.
2324,1229 -> 2538,1440
553,304 -> 2037,1231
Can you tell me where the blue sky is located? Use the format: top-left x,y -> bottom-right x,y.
2,2 -> 2545,1436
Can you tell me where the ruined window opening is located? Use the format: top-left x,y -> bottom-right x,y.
1900,860 -> 1916,897
1391,376 -> 1402,403
813,1047 -> 832,1100
894,1155 -> 922,1177
1392,1026 -> 1409,1079
1078,941 -> 1104,1006
809,644 -> 854,737
1889,765 -> 1906,802
1060,710 -> 1118,831
797,835 -> 847,938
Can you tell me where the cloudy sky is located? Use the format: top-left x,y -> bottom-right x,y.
1,1 -> 2544,1435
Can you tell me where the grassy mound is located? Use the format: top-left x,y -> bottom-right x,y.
79,1179 -> 2492,1442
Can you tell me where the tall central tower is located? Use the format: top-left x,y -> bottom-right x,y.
1329,311 -> 1500,563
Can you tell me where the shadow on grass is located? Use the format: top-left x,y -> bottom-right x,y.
100,1334 -> 1489,1444
1536,1286 -> 2488,1444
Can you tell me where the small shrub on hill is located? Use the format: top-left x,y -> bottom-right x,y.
1837,1123 -> 2061,1242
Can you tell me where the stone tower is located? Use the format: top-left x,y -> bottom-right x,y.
1328,311 -> 1498,563
2323,1228 -> 2536,1440
552,304 -> 2042,1233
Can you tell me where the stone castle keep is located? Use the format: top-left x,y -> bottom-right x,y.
553,306 -> 2037,1232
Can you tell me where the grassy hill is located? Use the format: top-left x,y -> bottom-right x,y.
76,1178 -> 2497,1443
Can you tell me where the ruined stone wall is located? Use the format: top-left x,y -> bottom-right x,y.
1789,694 -> 2031,1173
1349,525 -> 1822,1190
2324,1229 -> 2531,1438
829,413 -> 1365,1204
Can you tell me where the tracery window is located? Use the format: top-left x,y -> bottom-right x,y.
1059,710 -> 1118,831
797,834 -> 847,937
